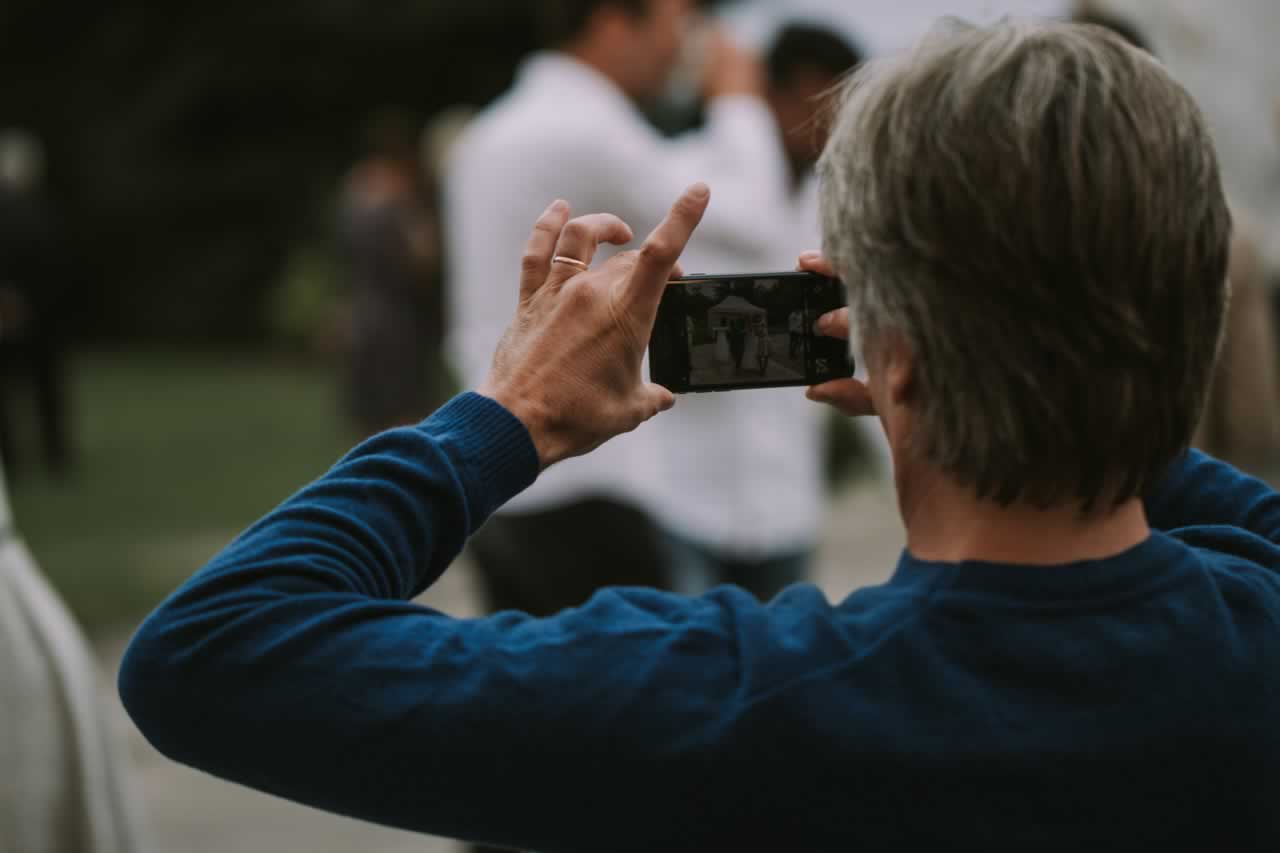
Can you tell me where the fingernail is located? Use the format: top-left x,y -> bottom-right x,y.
548,199 -> 568,212
688,182 -> 710,200
799,250 -> 821,262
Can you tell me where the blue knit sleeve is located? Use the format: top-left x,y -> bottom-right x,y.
1145,449 -> 1280,546
115,392 -> 755,850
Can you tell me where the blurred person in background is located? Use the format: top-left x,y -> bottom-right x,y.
0,130 -> 74,484
764,23 -> 864,190
652,22 -> 871,601
337,110 -> 447,438
1071,5 -> 1280,477
446,1 -> 794,628
0,451 -> 146,852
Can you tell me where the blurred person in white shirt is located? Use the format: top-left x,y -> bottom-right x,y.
446,1 -> 790,627
652,23 -> 884,600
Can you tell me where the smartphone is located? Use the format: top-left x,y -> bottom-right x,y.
648,271 -> 854,393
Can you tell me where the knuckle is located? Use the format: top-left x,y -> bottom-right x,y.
563,279 -> 595,304
610,249 -> 639,272
562,220 -> 590,242
520,252 -> 543,275
639,239 -> 674,265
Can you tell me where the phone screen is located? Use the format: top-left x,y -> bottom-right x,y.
648,272 -> 854,393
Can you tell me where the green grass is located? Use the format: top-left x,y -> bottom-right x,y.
8,350 -> 356,636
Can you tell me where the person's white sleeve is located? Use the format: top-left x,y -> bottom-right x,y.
443,149 -> 515,391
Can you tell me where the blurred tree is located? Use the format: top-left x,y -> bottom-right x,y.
0,0 -> 540,341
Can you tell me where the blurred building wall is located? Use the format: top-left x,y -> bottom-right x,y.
724,0 -> 1067,55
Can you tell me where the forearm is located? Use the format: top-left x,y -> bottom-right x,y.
117,393 -> 538,818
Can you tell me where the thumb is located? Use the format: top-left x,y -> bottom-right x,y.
806,378 -> 876,417
624,183 -> 711,316
636,383 -> 677,423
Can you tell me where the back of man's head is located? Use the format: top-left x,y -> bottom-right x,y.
820,19 -> 1231,511
765,23 -> 864,89
764,23 -> 864,173
536,0 -> 692,104
536,0 -> 649,49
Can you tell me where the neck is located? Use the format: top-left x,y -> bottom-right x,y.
562,43 -> 635,101
900,465 -> 1150,566
787,157 -> 812,193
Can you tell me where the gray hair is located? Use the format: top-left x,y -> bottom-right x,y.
819,18 -> 1231,510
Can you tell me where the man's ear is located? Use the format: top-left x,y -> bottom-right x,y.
884,336 -> 917,407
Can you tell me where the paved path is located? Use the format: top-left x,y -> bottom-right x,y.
99,480 -> 903,853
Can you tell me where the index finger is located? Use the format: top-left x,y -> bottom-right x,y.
623,183 -> 711,313
546,213 -> 635,288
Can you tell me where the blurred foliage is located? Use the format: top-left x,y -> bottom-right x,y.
270,244 -> 345,354
0,0 -> 542,343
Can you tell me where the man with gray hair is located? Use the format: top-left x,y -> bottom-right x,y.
120,19 -> 1278,851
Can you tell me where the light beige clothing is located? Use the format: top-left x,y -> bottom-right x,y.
0,472 -> 144,853
1195,222 -> 1280,474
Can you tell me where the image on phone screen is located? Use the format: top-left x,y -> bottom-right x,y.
648,272 -> 854,393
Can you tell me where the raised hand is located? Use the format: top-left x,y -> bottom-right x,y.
478,184 -> 711,468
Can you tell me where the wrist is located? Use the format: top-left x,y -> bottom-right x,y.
475,383 -> 568,470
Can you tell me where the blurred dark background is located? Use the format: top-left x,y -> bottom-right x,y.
0,0 -> 543,343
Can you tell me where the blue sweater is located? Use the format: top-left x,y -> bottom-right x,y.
120,393 -> 1280,852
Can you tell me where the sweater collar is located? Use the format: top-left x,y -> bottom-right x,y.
886,531 -> 1190,601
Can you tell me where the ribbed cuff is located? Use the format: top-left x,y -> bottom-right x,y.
423,392 -> 540,523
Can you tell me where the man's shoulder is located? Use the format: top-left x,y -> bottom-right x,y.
1168,525 -> 1280,589
462,80 -> 627,151
450,108 -> 604,189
